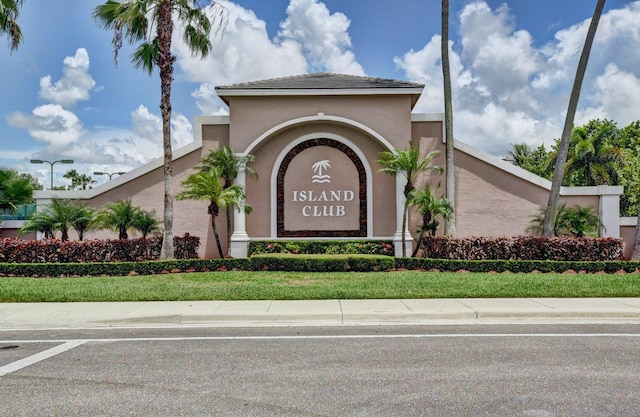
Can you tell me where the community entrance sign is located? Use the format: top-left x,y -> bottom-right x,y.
277,138 -> 367,237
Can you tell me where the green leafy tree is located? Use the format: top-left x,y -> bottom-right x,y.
197,146 -> 256,256
1,0 -> 24,52
177,167 -> 250,259
93,0 -> 228,259
616,121 -> 640,217
504,143 -> 553,178
409,184 -> 453,257
563,119 -> 624,186
377,146 -> 442,257
0,167 -> 33,216
94,198 -> 143,240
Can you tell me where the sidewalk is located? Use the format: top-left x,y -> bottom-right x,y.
2,298 -> 640,329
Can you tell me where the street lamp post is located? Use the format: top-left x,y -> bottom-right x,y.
93,171 -> 126,180
30,159 -> 74,189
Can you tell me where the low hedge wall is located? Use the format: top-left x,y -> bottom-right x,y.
419,236 -> 624,261
0,234 -> 200,263
1,256 -> 639,277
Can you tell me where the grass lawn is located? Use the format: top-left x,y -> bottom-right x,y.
1,270 -> 640,302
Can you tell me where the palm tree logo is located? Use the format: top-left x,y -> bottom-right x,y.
311,159 -> 331,183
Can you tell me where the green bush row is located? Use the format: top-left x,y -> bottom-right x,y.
1,255 -> 639,277
419,236 -> 624,261
248,240 -> 394,256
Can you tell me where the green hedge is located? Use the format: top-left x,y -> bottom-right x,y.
248,240 -> 394,256
1,256 -> 639,277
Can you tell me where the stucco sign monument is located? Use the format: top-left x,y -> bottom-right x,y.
277,138 -> 367,237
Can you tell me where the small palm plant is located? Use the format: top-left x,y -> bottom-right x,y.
197,146 -> 257,256
177,167 -> 251,259
527,203 -> 602,237
21,199 -> 94,241
409,185 -> 453,257
132,209 -> 162,238
94,198 -> 143,240
69,203 -> 96,241
377,145 -> 442,257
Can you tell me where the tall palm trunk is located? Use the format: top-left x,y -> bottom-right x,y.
442,0 -> 456,236
632,198 -> 640,260
209,202 -> 224,259
411,212 -> 432,257
543,0 -> 605,236
158,0 -> 175,259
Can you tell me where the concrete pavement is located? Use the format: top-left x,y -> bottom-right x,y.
2,298 -> 640,329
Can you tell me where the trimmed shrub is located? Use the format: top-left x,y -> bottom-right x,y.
419,236 -> 623,261
0,234 -> 200,263
248,240 -> 394,256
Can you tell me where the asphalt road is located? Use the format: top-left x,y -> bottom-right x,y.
1,324 -> 640,416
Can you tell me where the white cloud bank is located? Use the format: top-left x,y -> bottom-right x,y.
175,0 -> 364,115
9,0 -> 640,187
394,0 -> 640,156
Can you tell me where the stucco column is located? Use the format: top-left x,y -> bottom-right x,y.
393,175 -> 412,257
230,166 -> 250,258
597,185 -> 623,238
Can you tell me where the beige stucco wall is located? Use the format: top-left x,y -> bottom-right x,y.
227,95 -> 413,153
22,90 -> 636,259
411,120 -> 601,239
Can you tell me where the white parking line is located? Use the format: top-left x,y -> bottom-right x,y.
0,340 -> 86,377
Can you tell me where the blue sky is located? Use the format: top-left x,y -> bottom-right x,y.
1,0 -> 638,188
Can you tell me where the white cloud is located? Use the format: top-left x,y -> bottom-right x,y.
579,63 -> 640,126
278,0 -> 364,75
173,0 -> 364,114
131,105 -> 194,150
6,104 -> 85,147
38,48 -> 96,108
396,0 -> 640,156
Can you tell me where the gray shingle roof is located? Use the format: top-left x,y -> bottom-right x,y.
216,73 -> 424,91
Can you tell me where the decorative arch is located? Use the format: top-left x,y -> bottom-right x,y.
243,114 -> 395,156
271,133 -> 374,238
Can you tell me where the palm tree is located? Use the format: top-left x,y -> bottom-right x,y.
20,199 -> 91,241
505,143 -> 553,178
633,203 -> 640,260
0,167 -> 33,216
377,146 -> 442,257
560,204 -> 602,237
20,210 -> 56,239
527,203 -> 601,237
543,0 -> 606,236
441,0 -> 456,236
70,203 -> 96,241
197,146 -> 256,256
132,209 -> 162,238
93,0 -> 228,259
409,184 -> 453,257
94,198 -> 143,240
564,122 -> 624,186
177,167 -> 249,259
0,0 -> 24,52
63,169 -> 97,190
